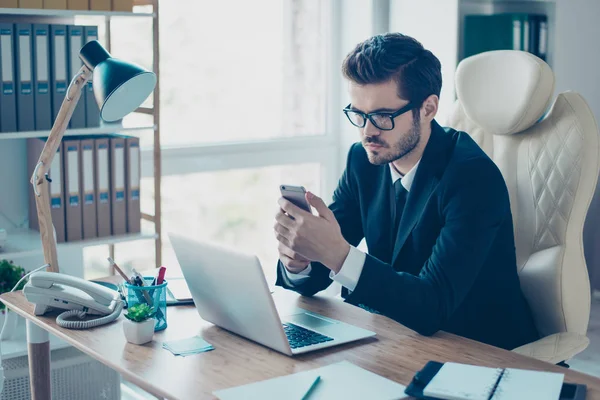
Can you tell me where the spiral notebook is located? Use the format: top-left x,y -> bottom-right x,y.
423,362 -> 564,400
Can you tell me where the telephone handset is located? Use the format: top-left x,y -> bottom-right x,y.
23,272 -> 123,329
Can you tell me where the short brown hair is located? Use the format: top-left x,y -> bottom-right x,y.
342,33 -> 442,110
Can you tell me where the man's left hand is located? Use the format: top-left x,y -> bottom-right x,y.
274,192 -> 350,274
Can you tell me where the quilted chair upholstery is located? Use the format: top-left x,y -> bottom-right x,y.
446,50 -> 600,364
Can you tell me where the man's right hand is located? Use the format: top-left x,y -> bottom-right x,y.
278,242 -> 310,274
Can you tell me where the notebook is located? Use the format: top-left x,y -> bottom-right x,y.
166,277 -> 193,305
423,362 -> 564,400
213,361 -> 408,400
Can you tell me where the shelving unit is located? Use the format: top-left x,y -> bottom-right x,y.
0,228 -> 158,260
0,1 -> 162,365
0,122 -> 155,139
458,0 -> 556,66
0,7 -> 154,17
0,0 -> 162,276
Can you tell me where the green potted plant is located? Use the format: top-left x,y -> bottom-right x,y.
123,303 -> 156,345
0,260 -> 26,340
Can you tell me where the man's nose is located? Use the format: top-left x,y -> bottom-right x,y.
363,119 -> 380,137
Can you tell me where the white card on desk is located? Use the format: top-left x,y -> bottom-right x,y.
213,360 -> 408,400
491,368 -> 564,400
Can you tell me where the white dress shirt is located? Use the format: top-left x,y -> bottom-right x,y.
284,160 -> 421,291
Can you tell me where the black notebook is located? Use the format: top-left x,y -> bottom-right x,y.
405,361 -> 586,400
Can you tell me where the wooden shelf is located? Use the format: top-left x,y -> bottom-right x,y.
0,122 -> 156,140
0,228 -> 158,260
0,7 -> 154,18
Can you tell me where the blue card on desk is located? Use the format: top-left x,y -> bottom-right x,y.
163,335 -> 214,357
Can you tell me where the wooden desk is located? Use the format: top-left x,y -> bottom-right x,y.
2,281 -> 600,400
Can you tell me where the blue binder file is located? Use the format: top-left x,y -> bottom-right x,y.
67,25 -> 86,129
83,26 -> 100,127
0,23 -> 17,132
33,24 -> 52,131
15,23 -> 35,132
50,25 -> 68,123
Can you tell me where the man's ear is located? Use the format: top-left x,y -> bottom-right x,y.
420,94 -> 439,122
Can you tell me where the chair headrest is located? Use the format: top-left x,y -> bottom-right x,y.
455,50 -> 555,135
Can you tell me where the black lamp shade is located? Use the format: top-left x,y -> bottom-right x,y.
79,40 -> 156,122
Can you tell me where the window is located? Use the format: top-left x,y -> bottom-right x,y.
109,0 -> 330,146
84,163 -> 321,281
84,1 -> 352,282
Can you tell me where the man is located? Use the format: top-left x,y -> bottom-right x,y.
273,33 -> 539,350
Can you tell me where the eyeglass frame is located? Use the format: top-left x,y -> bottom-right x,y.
343,102 -> 417,131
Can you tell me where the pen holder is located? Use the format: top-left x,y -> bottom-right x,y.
125,277 -> 168,331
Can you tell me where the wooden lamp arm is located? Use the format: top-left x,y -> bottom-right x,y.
30,65 -> 92,273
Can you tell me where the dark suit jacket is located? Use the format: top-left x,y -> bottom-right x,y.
276,120 -> 539,350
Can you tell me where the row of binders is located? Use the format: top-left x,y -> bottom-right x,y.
27,134 -> 141,243
1,0 -> 134,12
463,13 -> 548,61
0,23 -> 101,133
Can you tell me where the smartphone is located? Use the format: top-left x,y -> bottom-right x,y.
280,185 -> 311,213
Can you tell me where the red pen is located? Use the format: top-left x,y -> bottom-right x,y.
157,266 -> 166,285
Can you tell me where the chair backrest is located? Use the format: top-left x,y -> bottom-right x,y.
446,50 -> 600,338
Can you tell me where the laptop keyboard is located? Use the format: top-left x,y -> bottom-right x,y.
283,323 -> 334,349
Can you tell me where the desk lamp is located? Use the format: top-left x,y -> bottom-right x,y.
30,40 -> 157,273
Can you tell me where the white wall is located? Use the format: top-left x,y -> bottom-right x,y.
336,0 -> 376,174
389,0 -> 460,125
553,0 -> 600,119
553,0 -> 600,289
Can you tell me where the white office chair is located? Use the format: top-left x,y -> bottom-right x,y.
446,50 -> 600,364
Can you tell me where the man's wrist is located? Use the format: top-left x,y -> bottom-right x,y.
323,241 -> 351,274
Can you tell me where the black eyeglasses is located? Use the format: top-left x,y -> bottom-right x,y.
343,102 -> 416,131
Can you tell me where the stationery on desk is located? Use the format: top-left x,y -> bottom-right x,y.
162,335 -> 214,357
213,361 -> 408,400
405,361 -> 587,400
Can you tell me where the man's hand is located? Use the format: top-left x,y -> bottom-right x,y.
274,191 -> 350,274
278,242 -> 310,273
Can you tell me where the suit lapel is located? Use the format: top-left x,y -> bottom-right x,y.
391,121 -> 450,265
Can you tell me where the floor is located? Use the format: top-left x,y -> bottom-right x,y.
570,292 -> 600,377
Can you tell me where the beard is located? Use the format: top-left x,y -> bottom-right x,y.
363,118 -> 421,165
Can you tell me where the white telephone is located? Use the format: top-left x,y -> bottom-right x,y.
23,272 -> 123,329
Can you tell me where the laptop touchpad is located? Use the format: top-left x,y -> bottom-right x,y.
285,313 -> 336,329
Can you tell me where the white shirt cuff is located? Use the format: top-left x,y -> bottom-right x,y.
329,246 -> 366,292
283,263 -> 312,284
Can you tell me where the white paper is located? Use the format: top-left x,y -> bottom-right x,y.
214,361 -> 407,400
491,368 -> 563,400
424,362 -> 502,400
98,148 -> 109,191
1,34 -> 13,82
68,149 -> 79,195
54,34 -> 66,81
36,35 -> 48,82
70,33 -> 82,76
19,35 -> 31,82
50,150 -> 62,196
83,148 -> 94,193
115,147 -> 124,190
129,146 -> 140,188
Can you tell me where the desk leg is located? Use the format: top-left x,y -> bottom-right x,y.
26,320 -> 51,400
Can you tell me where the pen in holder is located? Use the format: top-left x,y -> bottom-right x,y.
125,277 -> 168,331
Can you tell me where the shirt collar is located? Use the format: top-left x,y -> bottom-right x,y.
389,159 -> 421,192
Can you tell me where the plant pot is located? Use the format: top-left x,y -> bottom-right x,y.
0,310 -> 19,340
123,318 -> 155,345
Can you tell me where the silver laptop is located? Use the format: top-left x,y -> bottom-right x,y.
168,232 -> 376,356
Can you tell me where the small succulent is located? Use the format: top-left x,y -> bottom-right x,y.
124,303 -> 155,323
